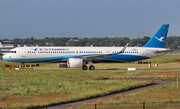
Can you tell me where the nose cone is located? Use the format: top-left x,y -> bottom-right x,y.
2,55 -> 5,60
2,54 -> 7,61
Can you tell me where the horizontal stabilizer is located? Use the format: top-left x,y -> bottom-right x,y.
154,49 -> 174,54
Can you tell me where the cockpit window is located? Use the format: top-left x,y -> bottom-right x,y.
9,51 -> 16,53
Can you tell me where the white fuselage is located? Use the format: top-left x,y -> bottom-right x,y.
3,46 -> 167,63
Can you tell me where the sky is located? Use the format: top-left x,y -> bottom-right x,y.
0,0 -> 180,40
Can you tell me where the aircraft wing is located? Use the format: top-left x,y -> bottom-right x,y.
79,43 -> 129,61
154,49 -> 174,54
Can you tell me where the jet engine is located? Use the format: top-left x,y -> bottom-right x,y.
67,58 -> 83,68
57,63 -> 68,68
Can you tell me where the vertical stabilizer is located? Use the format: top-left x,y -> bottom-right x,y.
143,24 -> 169,48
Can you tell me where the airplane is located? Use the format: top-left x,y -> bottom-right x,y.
3,24 -> 174,70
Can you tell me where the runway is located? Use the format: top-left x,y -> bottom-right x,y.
0,60 -> 6,62
98,68 -> 180,70
42,80 -> 175,109
166,53 -> 180,55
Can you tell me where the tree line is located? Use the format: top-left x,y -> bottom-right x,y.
1,36 -> 180,49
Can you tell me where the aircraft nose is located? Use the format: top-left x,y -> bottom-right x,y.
2,54 -> 7,60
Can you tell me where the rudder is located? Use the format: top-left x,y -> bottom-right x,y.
143,24 -> 169,48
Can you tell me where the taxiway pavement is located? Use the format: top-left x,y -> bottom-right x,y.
43,80 -> 175,109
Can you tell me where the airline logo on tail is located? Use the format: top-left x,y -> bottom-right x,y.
155,36 -> 165,42
143,24 -> 169,48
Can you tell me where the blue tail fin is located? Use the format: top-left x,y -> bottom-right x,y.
143,24 -> 169,48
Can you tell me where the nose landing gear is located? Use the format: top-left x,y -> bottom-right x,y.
22,62 -> 25,67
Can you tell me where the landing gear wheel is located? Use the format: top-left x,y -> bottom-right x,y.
22,62 -> 25,67
89,65 -> 95,70
82,65 -> 88,70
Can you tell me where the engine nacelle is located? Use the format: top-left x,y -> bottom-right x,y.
67,58 -> 83,68
57,63 -> 68,68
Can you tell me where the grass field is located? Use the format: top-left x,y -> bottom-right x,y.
173,50 -> 180,53
0,68 -> 153,107
0,54 -> 180,108
0,61 -> 180,81
70,82 -> 180,109
141,54 -> 180,63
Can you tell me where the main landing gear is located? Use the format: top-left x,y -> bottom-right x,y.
82,65 -> 88,70
82,65 -> 95,70
89,65 -> 95,70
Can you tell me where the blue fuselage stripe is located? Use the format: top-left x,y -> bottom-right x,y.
3,54 -> 149,63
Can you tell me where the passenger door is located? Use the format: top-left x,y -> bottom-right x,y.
21,48 -> 26,57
